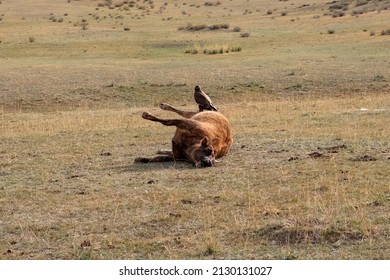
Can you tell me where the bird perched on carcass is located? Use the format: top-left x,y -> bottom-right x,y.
194,85 -> 218,112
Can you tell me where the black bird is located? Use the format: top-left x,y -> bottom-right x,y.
194,85 -> 218,112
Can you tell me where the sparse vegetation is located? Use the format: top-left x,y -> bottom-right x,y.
178,22 -> 229,31
332,10 -> 345,17
380,28 -> 390,35
204,1 -> 221,7
327,28 -> 336,34
356,0 -> 369,7
329,1 -> 349,12
351,8 -> 365,15
185,44 -> 241,55
209,23 -> 229,30
326,0 -> 389,18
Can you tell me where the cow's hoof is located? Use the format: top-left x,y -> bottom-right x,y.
142,112 -> 152,119
160,103 -> 169,110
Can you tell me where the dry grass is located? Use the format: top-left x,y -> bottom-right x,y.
0,0 -> 389,260
1,95 -> 389,259
1,0 -> 389,110
185,42 -> 242,55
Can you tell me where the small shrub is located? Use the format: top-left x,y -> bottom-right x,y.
204,1 -> 221,6
29,36 -> 35,43
230,46 -> 242,52
209,23 -> 229,30
380,29 -> 390,36
233,26 -> 241,32
327,29 -> 335,34
240,32 -> 250,38
185,45 -> 201,54
186,44 -> 242,55
191,24 -> 207,31
203,245 -> 216,256
329,3 -> 347,11
356,0 -> 369,7
267,10 -> 273,15
281,12 -> 287,16
373,75 -> 386,82
81,23 -> 88,30
332,10 -> 345,17
179,23 -> 229,32
351,9 -> 364,15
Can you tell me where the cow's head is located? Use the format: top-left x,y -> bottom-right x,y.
189,137 -> 217,168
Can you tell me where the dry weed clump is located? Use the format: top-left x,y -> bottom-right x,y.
2,94 -> 389,259
329,1 -> 350,12
204,1 -> 222,7
97,0 -> 155,12
247,220 -> 366,245
326,0 -> 388,17
178,23 -> 229,31
380,29 -> 390,35
332,10 -> 346,17
48,13 -> 64,23
327,28 -> 336,34
185,44 -> 241,55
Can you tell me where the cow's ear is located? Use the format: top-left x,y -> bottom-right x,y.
201,137 -> 209,147
211,137 -> 219,145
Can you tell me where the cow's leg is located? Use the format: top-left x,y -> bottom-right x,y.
156,149 -> 172,155
142,112 -> 201,131
135,152 -> 174,163
135,150 -> 187,163
160,103 -> 197,119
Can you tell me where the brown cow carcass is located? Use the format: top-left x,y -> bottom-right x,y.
135,103 -> 232,167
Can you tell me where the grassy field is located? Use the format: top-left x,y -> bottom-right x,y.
0,0 -> 389,259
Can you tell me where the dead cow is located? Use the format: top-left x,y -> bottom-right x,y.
135,103 -> 233,167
